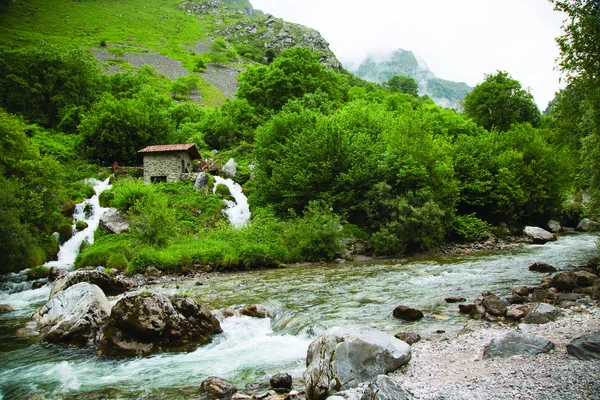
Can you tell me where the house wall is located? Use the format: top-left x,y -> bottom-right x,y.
143,152 -> 193,183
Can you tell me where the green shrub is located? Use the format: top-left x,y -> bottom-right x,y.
99,190 -> 114,207
128,193 -> 177,248
74,235 -> 134,269
451,214 -> 491,242
111,179 -> 154,212
26,265 -> 50,280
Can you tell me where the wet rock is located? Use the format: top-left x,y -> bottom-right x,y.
482,294 -> 507,317
48,266 -> 68,282
593,280 -> 600,300
512,286 -> 530,297
241,304 -> 272,318
532,288 -> 549,303
0,304 -> 15,313
32,281 -> 46,289
32,282 -> 111,346
506,306 -> 527,320
270,372 -> 292,392
523,226 -> 557,244
50,269 -> 130,298
392,305 -> 424,321
573,270 -> 597,287
576,218 -> 600,232
444,297 -> 466,303
471,303 -> 486,320
551,271 -> 578,291
333,375 -> 414,400
458,304 -> 475,314
528,262 -> 557,273
201,376 -> 238,399
99,208 -> 130,234
98,293 -> 222,357
144,266 -> 161,277
483,331 -> 555,359
566,331 -> 600,360
506,295 -> 528,304
522,303 -> 561,324
394,332 -> 421,345
304,325 -> 411,400
547,220 -> 562,233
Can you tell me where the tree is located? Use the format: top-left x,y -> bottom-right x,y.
383,75 -> 419,97
462,71 -> 541,131
236,47 -> 348,112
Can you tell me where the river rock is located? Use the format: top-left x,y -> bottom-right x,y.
394,332 -> 421,345
0,304 -> 15,313
333,375 -> 414,400
482,294 -> 507,317
528,262 -> 557,273
554,293 -> 586,306
522,303 -> 561,324
392,305 -> 424,321
512,286 -> 530,297
241,304 -> 272,318
99,208 -> 129,234
32,282 -> 111,346
573,270 -> 597,287
576,218 -> 600,232
506,295 -> 528,304
483,331 -> 555,359
201,376 -> 238,399
444,297 -> 466,303
566,331 -> 600,360
523,226 -> 557,244
532,288 -> 549,303
304,325 -> 411,400
144,266 -> 161,277
48,266 -> 67,282
270,372 -> 292,391
551,272 -> 577,291
50,269 -> 130,298
547,220 -> 562,233
98,293 -> 222,357
506,306 -> 527,320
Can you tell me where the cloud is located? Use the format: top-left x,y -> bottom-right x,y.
250,0 -> 566,108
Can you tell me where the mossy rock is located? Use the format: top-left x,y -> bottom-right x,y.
60,200 -> 76,217
27,265 -> 50,280
57,223 -> 73,244
215,183 -> 234,202
75,220 -> 89,231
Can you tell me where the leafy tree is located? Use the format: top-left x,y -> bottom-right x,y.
383,75 -> 419,97
236,47 -> 348,112
462,71 -> 541,131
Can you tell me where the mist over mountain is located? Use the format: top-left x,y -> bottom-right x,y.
345,49 -> 472,109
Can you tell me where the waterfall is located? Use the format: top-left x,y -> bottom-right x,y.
45,177 -> 112,270
213,176 -> 251,227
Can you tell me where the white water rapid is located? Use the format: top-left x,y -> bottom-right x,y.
45,177 -> 112,269
213,176 -> 251,227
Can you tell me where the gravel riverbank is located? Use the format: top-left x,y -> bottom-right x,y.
397,309 -> 600,399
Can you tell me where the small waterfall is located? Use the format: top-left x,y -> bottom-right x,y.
213,176 -> 251,227
45,177 -> 112,270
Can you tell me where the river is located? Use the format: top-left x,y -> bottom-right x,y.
0,233 -> 597,399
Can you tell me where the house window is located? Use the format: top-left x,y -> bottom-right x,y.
182,159 -> 185,172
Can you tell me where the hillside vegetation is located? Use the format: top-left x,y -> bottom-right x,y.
0,0 -> 598,274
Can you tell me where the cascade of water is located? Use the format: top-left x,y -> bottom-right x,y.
45,177 -> 112,270
213,176 -> 251,227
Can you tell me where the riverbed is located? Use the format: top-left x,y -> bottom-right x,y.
0,233 -> 597,399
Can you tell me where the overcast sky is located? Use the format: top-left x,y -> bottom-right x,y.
250,0 -> 566,109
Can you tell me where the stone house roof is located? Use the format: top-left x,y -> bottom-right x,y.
138,144 -> 200,159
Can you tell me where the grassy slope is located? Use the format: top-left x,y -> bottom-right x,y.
0,0 -> 229,105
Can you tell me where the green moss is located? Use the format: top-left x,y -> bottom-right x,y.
107,253 -> 128,271
26,265 -> 50,280
75,220 -> 89,231
57,223 -> 73,244
215,183 -> 233,201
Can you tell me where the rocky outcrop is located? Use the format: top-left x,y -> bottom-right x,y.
304,326 -> 411,400
483,331 -> 555,359
98,293 -> 222,357
392,305 -> 424,321
32,282 -> 111,346
523,226 -> 557,244
332,375 -> 414,400
50,269 -> 130,298
522,303 -> 561,324
566,331 -> 600,360
200,376 -> 238,399
576,218 -> 600,232
99,208 -> 130,234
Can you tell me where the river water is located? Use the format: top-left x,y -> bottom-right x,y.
0,233 -> 597,399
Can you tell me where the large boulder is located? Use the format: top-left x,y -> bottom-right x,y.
522,303 -> 561,324
50,269 -> 130,298
304,326 -> 411,400
332,375 -> 413,400
32,282 -> 111,346
99,208 -> 130,234
523,226 -> 557,244
576,218 -> 600,232
566,331 -> 600,360
98,293 -> 222,357
483,331 -> 555,359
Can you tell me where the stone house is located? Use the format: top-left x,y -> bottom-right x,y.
138,144 -> 200,183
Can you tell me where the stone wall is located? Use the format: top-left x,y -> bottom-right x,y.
143,152 -> 193,183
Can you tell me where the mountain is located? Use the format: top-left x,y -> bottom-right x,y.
345,49 -> 472,109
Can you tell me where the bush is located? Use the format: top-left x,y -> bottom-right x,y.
128,193 -> 177,248
451,214 -> 491,242
110,179 -> 154,212
106,253 -> 128,271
